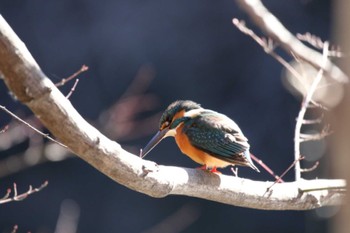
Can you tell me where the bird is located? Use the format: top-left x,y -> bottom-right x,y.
140,100 -> 259,173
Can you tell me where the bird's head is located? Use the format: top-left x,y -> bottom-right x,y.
140,100 -> 202,158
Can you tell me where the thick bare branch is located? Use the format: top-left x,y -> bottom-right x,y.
0,15 -> 345,210
235,0 -> 348,83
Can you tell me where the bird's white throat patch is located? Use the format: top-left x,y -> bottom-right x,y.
164,128 -> 177,137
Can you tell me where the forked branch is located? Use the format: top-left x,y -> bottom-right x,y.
0,181 -> 48,204
293,42 -> 329,180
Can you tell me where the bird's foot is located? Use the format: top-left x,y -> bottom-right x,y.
209,166 -> 221,174
196,165 -> 221,174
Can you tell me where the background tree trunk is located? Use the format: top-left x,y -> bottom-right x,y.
332,1 -> 350,232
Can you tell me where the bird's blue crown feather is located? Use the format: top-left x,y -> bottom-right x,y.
159,100 -> 201,128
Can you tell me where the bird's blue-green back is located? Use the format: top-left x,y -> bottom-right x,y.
183,110 -> 250,164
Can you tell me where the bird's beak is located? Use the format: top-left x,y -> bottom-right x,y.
141,128 -> 169,158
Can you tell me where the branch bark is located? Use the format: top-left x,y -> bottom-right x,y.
0,15 -> 346,210
235,0 -> 348,83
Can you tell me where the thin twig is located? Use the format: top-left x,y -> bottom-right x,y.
279,156 -> 305,182
299,131 -> 332,142
230,167 -> 239,177
66,79 -> 79,99
301,117 -> 323,125
294,42 -> 329,180
55,65 -> 88,87
307,99 -> 329,111
1,188 -> 11,199
296,33 -> 344,57
251,154 -> 284,182
232,18 -> 307,92
13,183 -> 17,197
0,181 -> 48,204
296,33 -> 325,50
235,0 -> 347,83
267,156 -> 305,192
301,161 -> 319,173
290,52 -> 331,109
0,105 -> 67,148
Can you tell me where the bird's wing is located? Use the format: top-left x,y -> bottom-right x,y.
184,111 -> 250,163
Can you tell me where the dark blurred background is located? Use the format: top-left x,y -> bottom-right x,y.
0,0 -> 337,232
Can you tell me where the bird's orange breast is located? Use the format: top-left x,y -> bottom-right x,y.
174,124 -> 231,168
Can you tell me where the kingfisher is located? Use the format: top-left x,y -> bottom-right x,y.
140,100 -> 259,173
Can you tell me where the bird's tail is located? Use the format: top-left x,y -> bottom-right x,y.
244,151 -> 260,172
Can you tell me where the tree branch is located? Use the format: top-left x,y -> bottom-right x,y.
294,42 -> 329,180
235,0 -> 348,83
0,181 -> 48,204
0,15 -> 346,210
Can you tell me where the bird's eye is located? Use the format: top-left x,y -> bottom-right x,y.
160,121 -> 170,130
